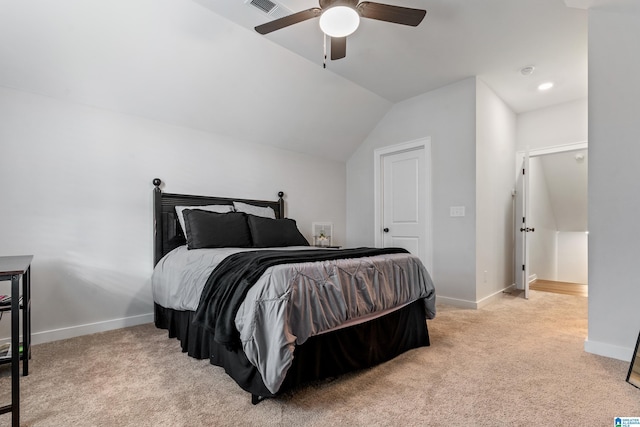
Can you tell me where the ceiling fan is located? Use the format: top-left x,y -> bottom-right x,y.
254,0 -> 427,61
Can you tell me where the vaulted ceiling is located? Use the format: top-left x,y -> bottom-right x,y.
204,0 -> 589,113
2,0 -> 633,163
539,150 -> 589,232
0,0 -> 391,162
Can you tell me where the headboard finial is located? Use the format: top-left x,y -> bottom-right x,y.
153,178 -> 162,187
278,191 -> 284,199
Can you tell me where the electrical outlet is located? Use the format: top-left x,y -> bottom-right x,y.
450,206 -> 465,217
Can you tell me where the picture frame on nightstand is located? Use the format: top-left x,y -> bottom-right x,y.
312,222 -> 333,247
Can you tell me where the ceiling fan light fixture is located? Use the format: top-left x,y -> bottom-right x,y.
319,6 -> 360,37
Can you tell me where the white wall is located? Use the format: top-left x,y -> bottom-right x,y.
516,98 -> 588,151
347,78 -> 478,305
347,77 -> 517,307
539,150 -> 588,232
475,79 -> 516,302
528,157 -> 558,280
0,86 -> 346,343
557,232 -> 588,284
586,9 -> 640,361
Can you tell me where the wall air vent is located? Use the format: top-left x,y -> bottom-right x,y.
245,0 -> 292,19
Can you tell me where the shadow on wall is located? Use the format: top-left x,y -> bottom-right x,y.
0,257 -> 153,343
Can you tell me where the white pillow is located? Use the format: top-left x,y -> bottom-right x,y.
175,205 -> 235,235
233,201 -> 276,219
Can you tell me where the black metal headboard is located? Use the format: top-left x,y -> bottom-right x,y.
152,178 -> 284,266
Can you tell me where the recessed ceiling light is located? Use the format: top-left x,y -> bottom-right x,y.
538,82 -> 554,91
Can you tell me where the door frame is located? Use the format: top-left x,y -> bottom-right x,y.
374,137 -> 433,274
514,154 -> 530,298
514,141 -> 588,290
515,141 -> 588,172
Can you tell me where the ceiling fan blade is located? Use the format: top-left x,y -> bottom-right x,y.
255,8 -> 322,35
356,2 -> 426,27
331,37 -> 346,60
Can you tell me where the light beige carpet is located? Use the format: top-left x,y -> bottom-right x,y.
1,290 -> 638,426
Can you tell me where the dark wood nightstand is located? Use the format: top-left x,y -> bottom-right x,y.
0,255 -> 33,427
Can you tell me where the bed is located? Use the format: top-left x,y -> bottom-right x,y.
151,178 -> 436,404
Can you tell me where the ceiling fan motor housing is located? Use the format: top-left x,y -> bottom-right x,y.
320,0 -> 359,10
254,0 -> 426,60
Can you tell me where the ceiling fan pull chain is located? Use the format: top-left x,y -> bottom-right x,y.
323,33 -> 327,69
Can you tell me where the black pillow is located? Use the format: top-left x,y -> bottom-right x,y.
247,215 -> 310,247
183,210 -> 252,249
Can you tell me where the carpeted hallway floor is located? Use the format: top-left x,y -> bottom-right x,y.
1,290 -> 638,426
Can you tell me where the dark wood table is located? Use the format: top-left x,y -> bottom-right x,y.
0,255 -> 33,427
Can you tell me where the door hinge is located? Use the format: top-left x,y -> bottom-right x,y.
522,216 -> 525,224
523,168 -> 526,175
522,264 -> 525,271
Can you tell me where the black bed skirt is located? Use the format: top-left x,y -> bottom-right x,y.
154,301 -> 430,398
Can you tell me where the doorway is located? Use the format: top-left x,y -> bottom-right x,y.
516,142 -> 588,296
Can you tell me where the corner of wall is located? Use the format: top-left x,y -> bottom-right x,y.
584,338 -> 634,362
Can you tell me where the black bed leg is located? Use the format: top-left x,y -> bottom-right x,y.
251,394 -> 265,405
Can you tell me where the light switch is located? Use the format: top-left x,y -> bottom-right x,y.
450,206 -> 465,217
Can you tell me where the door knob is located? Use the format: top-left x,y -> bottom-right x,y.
519,227 -> 535,232
383,228 -> 389,233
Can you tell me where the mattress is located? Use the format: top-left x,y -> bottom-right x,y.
152,245 -> 436,393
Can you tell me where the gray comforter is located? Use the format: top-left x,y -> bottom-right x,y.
152,246 -> 436,394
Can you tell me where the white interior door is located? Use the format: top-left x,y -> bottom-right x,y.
381,148 -> 427,261
515,155 -> 531,299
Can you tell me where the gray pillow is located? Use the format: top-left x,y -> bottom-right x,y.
233,201 -> 276,219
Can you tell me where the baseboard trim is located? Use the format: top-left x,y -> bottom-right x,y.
529,274 -> 537,283
1,312 -> 154,346
436,295 -> 478,309
584,338 -> 634,362
437,284 -> 516,310
477,284 -> 517,309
